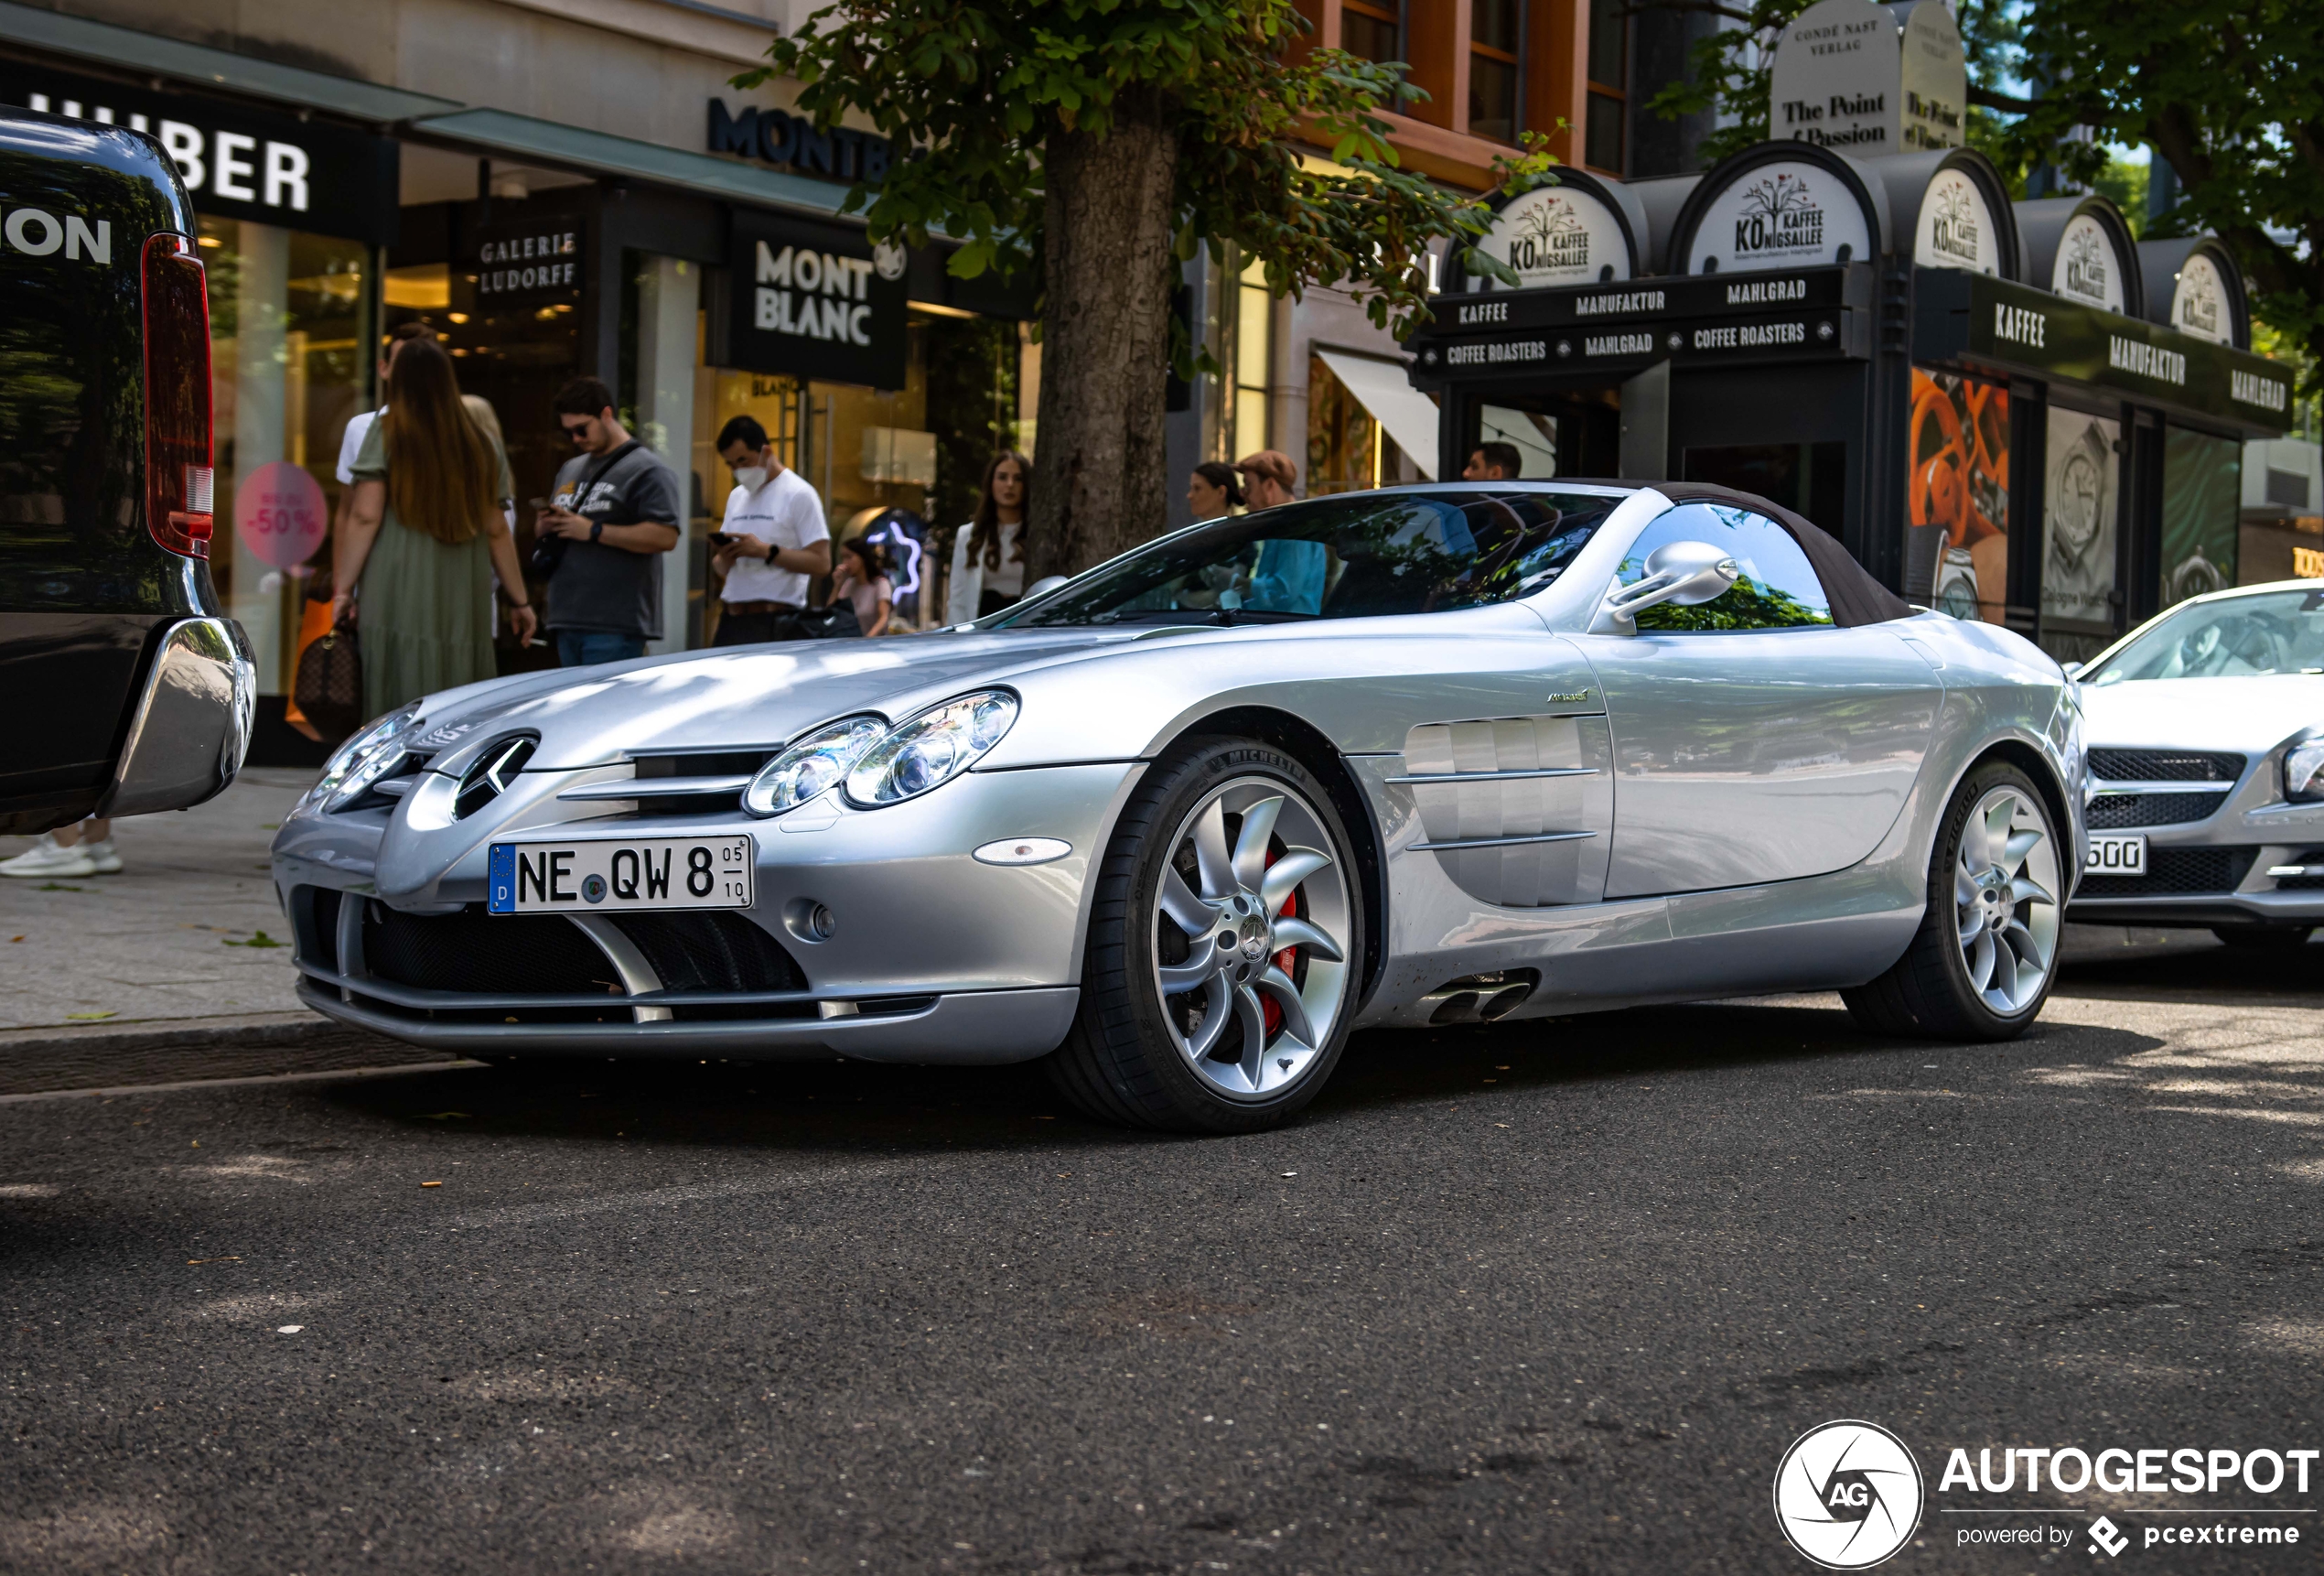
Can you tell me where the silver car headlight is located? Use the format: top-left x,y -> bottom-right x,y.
742,715 -> 888,818
2286,739 -> 2324,801
844,690 -> 1019,808
306,703 -> 422,811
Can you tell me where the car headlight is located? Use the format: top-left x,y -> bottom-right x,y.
2286,739 -> 2324,801
844,690 -> 1018,807
306,703 -> 422,811
742,715 -> 888,818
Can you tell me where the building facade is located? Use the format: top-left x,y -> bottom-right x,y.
1,0 -> 1034,758
1167,0 -> 1654,525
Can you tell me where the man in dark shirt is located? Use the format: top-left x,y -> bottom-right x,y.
537,376 -> 681,666
1462,441 -> 1522,481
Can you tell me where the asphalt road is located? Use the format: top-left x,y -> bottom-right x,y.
5,935 -> 2322,1574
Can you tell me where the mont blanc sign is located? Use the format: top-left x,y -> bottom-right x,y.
1770,0 -> 1966,158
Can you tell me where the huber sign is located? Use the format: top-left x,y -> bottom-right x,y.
727,211 -> 908,388
1769,0 -> 1965,159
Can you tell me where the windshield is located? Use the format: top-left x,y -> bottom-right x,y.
2084,588 -> 2324,684
998,489 -> 1622,628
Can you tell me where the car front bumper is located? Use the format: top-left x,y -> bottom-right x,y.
274,760 -> 1143,1063
2066,788 -> 2324,929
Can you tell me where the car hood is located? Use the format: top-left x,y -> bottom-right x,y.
401,629 -> 1159,771
2077,674 -> 2324,755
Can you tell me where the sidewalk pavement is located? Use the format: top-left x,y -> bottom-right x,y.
0,770 -> 453,1092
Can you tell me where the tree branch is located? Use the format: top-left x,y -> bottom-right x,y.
1968,83 -> 2037,115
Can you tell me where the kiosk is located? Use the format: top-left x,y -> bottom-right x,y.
1410,140 -> 2296,662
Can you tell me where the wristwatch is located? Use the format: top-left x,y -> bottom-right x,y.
588,521 -> 604,544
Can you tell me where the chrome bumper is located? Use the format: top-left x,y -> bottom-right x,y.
96,617 -> 254,818
298,977 -> 1080,1063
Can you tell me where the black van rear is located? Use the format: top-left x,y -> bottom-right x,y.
0,108 -> 251,836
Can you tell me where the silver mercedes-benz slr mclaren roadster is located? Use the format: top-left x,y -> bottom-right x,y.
273,481 -> 2086,1132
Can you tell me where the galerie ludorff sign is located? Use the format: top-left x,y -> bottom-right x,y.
1770,0 -> 1967,158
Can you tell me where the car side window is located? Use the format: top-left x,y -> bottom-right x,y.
1615,503 -> 1835,631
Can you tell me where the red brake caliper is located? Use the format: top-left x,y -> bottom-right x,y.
1262,847 -> 1296,1036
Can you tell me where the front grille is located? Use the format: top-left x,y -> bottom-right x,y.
582,749 -> 781,818
311,896 -> 815,1025
2078,847 -> 2259,899
363,904 -> 620,998
2088,791 -> 2230,828
607,911 -> 810,1020
2088,749 -> 2245,783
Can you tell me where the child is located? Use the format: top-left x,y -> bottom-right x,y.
829,535 -> 894,638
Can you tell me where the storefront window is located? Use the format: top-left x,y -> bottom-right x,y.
2159,426 -> 2241,608
202,217 -> 370,692
1307,353 -> 1406,494
694,308 -> 1023,636
1902,370 -> 2007,622
2040,406 -> 2122,663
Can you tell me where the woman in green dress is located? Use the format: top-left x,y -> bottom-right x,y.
331,335 -> 537,722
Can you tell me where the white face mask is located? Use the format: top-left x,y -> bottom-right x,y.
734,466 -> 769,491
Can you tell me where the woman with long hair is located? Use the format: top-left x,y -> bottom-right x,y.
828,535 -> 895,637
332,335 -> 536,720
1187,459 -> 1243,521
945,449 -> 1030,622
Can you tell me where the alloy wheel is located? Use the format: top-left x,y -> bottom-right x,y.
1953,784 -> 2060,1014
1151,776 -> 1352,1101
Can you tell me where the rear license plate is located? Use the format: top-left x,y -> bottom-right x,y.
2085,833 -> 2146,877
488,836 -> 753,913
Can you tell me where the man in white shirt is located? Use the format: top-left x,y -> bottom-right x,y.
710,414 -> 833,645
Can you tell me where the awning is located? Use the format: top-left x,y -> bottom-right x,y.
1315,349 -> 1441,480
404,108 -> 855,220
0,0 -> 460,124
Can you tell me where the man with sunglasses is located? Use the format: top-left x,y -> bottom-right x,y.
537,375 -> 681,667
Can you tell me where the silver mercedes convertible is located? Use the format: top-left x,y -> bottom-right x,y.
273,482 -> 2085,1131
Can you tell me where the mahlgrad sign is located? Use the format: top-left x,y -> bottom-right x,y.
1770,0 -> 1966,159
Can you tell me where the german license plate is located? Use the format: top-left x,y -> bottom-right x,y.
488,836 -> 753,913
2085,833 -> 2146,877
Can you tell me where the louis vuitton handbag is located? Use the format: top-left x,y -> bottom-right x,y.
293,617 -> 364,741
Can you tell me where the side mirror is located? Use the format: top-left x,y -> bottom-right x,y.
1024,575 -> 1071,600
1601,540 -> 1741,625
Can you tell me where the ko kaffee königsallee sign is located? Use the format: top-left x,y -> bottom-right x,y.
1466,179 -> 1637,289
0,62 -> 398,245
726,210 -> 909,388
1926,272 -> 2291,430
1770,0 -> 1966,158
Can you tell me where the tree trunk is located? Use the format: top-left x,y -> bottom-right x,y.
1028,91 -> 1179,579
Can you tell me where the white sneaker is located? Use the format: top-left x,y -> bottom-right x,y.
0,835 -> 98,879
81,837 -> 123,874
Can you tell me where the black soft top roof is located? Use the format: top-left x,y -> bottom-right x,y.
1548,479 -> 1912,629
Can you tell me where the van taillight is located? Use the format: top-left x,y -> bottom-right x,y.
142,232 -> 214,557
